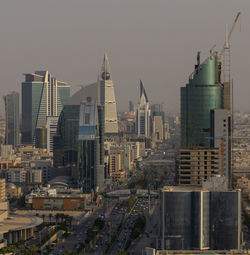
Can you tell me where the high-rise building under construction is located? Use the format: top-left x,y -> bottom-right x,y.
179,51 -> 231,187
181,53 -> 224,148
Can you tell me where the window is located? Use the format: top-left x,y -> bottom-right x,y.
85,113 -> 90,124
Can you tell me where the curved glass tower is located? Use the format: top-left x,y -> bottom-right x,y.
181,54 -> 223,147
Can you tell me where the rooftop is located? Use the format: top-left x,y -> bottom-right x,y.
0,214 -> 42,234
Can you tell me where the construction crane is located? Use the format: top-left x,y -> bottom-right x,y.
219,11 -> 241,59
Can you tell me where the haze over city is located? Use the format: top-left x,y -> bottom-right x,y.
1,1 -> 250,254
0,0 -> 249,113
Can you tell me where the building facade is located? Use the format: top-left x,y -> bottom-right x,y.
3,92 -> 19,148
0,179 -> 6,200
178,147 -> 222,186
46,116 -> 59,153
54,82 -> 99,167
136,80 -> 151,137
22,71 -> 70,144
77,99 -> 104,193
100,53 -> 118,134
181,54 -> 223,148
159,187 -> 241,250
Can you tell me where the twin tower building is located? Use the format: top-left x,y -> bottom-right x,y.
20,54 -> 118,192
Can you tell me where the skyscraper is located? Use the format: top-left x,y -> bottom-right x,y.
22,71 -> 70,144
136,80 -> 151,137
180,52 -> 231,187
3,91 -> 19,148
100,53 -> 118,134
54,82 -> 99,167
78,98 -> 104,193
181,53 -> 223,148
46,116 -> 59,153
129,100 -> 134,112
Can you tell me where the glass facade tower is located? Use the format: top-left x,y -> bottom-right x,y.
181,54 -> 223,147
22,71 -> 70,144
3,91 -> 20,148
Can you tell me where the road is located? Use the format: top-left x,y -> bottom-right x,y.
52,200 -> 117,254
129,199 -> 159,254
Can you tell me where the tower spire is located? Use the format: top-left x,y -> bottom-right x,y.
101,53 -> 111,80
140,80 -> 148,102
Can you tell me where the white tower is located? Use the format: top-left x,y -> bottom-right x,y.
100,53 -> 118,134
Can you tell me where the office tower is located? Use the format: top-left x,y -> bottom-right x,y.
46,116 -> 59,153
181,53 -> 223,148
54,82 -> 99,167
22,71 -> 70,144
129,100 -> 134,112
151,103 -> 165,141
100,53 -> 118,134
178,147 -> 222,186
159,187 -> 241,250
78,98 -> 104,193
152,115 -> 164,142
136,80 -> 151,137
151,103 -> 165,114
3,92 -> 19,148
179,52 -> 232,187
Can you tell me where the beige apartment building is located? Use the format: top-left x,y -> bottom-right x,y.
0,178 -> 6,200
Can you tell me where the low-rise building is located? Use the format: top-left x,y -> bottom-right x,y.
25,185 -> 88,210
0,200 -> 42,245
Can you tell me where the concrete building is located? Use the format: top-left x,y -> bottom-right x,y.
0,179 -> 6,200
152,115 -> 164,142
178,147 -> 222,186
136,80 -> 151,137
32,196 -> 85,210
0,200 -> 42,245
6,168 -> 27,184
46,116 -> 59,153
3,91 -> 20,148
210,109 -> 230,186
30,160 -> 52,184
129,100 -> 134,112
109,152 -> 122,173
25,185 -> 87,210
22,71 -> 70,144
100,53 -> 118,134
0,145 -> 13,159
6,183 -> 22,199
159,186 -> 241,250
27,169 -> 42,184
145,248 -> 249,255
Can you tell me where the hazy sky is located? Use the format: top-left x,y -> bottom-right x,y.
0,0 -> 249,114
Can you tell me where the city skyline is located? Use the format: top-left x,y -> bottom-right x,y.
0,1 -> 249,114
0,1 -> 250,254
